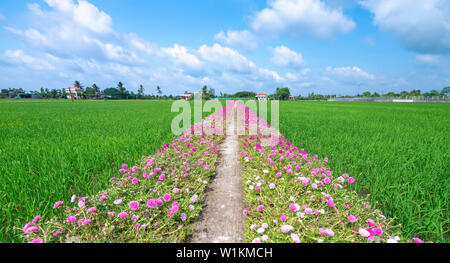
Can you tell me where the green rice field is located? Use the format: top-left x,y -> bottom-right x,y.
278,101 -> 449,242
0,100 -> 448,242
0,100 -> 177,242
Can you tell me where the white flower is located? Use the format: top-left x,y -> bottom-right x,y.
291,234 -> 301,243
249,185 -> 254,190
359,228 -> 371,238
261,235 -> 269,241
387,238 -> 398,243
257,228 -> 265,234
317,239 -> 324,243
70,195 -> 77,203
269,183 -> 276,189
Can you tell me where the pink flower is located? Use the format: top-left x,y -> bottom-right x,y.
121,164 -> 128,169
82,219 -> 91,225
327,199 -> 335,207
348,215 -> 357,223
373,227 -> 383,236
66,216 -> 76,223
118,212 -> 129,219
32,215 -> 41,224
191,195 -> 198,202
147,199 -> 157,208
132,178 -> 138,184
53,231 -> 62,237
348,177 -> 355,184
129,201 -> 139,210
163,193 -> 171,202
280,216 -> 286,222
181,213 -> 187,221
289,204 -> 299,212
413,237 -> 424,243
257,205 -> 263,211
324,177 -> 331,184
87,207 -> 97,213
53,201 -> 64,209
319,228 -> 334,236
29,238 -> 44,243
367,218 -> 376,227
243,210 -> 248,216
281,225 -> 294,233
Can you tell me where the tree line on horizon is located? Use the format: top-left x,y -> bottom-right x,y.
1,81 -> 449,100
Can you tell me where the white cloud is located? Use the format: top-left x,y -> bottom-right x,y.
214,30 -> 258,51
415,54 -> 440,66
162,44 -> 203,70
258,68 -> 284,82
44,0 -> 112,34
252,0 -> 356,38
360,0 -> 450,53
198,44 -> 256,73
1,50 -> 55,70
326,66 -> 375,80
271,46 -> 305,67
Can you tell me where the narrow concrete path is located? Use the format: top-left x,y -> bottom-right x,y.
190,103 -> 244,243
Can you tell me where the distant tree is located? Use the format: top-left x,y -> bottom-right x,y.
138,84 -> 145,98
207,88 -> 215,99
400,91 -> 409,97
442,86 -> 450,96
74,80 -> 83,91
409,89 -> 421,96
274,87 -> 291,100
372,92 -> 380,97
362,91 -> 371,97
103,88 -> 119,98
430,90 -> 441,97
117,82 -> 128,99
156,86 -> 162,96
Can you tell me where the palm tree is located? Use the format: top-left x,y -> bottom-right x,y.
138,84 -> 145,98
156,86 -> 162,95
117,82 -> 127,99
74,80 -> 83,91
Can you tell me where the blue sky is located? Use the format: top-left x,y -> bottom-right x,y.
0,0 -> 449,96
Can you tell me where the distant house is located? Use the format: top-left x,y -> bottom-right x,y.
65,87 -> 81,100
255,93 -> 269,101
181,92 -> 193,100
289,95 -> 294,101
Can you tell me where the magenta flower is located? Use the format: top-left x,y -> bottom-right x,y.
66,216 -> 76,223
53,231 -> 62,237
53,201 -> 64,209
118,212 -> 129,219
129,201 -> 139,210
29,238 -> 44,243
147,199 -> 157,208
348,215 -> 357,223
87,207 -> 97,213
163,194 -> 171,202
327,199 -> 335,207
373,227 -> 383,236
413,237 -> 424,243
280,216 -> 286,222
31,215 -> 41,224
257,205 -> 263,211
348,177 -> 355,184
